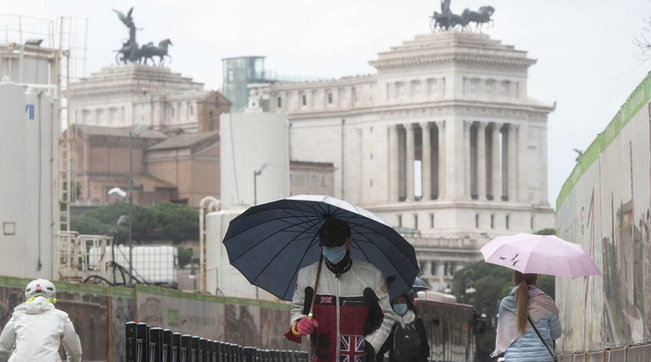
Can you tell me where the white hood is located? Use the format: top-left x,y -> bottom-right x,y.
0,296 -> 82,362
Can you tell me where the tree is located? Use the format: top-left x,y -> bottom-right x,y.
70,202 -> 199,244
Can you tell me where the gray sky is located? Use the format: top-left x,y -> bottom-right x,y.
2,0 -> 649,205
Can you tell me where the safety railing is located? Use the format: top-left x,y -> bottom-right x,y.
125,321 -> 309,362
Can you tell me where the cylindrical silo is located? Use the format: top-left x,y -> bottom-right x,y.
219,112 -> 289,209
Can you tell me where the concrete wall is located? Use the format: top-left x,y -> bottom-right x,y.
0,276 -> 302,362
556,72 -> 651,352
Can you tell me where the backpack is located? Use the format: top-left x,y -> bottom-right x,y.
392,320 -> 421,362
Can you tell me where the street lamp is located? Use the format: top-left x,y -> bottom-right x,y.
108,125 -> 149,287
253,163 -> 268,205
127,125 -> 149,286
462,269 -> 476,304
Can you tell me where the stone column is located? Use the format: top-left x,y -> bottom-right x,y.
463,120 -> 472,199
388,125 -> 400,202
507,123 -> 519,202
405,123 -> 415,202
420,122 -> 431,201
477,122 -> 487,200
436,120 -> 446,199
491,122 -> 502,201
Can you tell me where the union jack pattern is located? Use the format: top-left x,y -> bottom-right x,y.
320,296 -> 333,304
339,335 -> 365,362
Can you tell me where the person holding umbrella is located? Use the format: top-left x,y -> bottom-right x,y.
490,272 -> 561,361
286,218 -> 394,362
481,232 -> 601,361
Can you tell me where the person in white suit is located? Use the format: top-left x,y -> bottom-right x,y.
0,279 -> 82,362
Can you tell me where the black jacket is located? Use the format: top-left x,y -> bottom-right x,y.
376,314 -> 429,362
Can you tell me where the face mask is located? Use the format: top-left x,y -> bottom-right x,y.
322,246 -> 346,264
393,303 -> 408,315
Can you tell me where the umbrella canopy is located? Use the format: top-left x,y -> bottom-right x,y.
480,233 -> 602,278
412,277 -> 431,292
223,195 -> 419,300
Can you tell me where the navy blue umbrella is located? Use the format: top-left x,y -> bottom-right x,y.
223,195 -> 419,301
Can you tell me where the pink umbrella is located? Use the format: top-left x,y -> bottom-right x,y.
480,233 -> 602,278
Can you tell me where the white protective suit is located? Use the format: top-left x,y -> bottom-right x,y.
0,296 -> 82,362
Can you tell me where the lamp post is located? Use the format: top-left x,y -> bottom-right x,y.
253,163 -> 268,205
109,125 -> 149,287
462,269 -> 476,304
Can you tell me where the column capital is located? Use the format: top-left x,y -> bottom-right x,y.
435,120 -> 445,128
405,123 -> 416,132
419,121 -> 431,129
509,123 -> 520,131
476,121 -> 488,129
463,120 -> 473,129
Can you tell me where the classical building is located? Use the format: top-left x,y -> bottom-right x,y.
67,125 -> 220,207
289,160 -> 336,196
66,65 -> 231,132
266,31 -> 555,290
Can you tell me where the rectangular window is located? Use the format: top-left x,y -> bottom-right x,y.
506,215 -> 510,229
414,214 -> 418,229
530,216 -> 534,230
475,214 -> 479,228
277,97 -> 282,108
490,214 -> 495,229
301,95 -> 307,106
430,213 -> 435,228
370,179 -> 373,187
328,93 -> 333,104
430,262 -> 437,275
370,152 -> 373,160
398,215 -> 402,227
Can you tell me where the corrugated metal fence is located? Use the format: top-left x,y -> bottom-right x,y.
558,342 -> 651,362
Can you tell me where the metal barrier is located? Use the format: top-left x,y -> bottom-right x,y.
126,321 -> 309,362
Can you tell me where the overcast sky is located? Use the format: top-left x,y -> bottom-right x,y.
2,0 -> 649,206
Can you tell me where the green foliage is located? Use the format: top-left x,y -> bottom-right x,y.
70,202 -> 200,244
149,203 -> 200,242
534,228 -> 556,235
177,246 -> 194,268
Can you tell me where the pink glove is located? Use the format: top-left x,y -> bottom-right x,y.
297,318 -> 319,335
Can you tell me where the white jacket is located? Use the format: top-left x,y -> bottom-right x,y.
291,258 -> 394,353
0,296 -> 82,362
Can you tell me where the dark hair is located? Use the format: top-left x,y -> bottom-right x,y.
318,218 -> 351,247
514,271 -> 538,333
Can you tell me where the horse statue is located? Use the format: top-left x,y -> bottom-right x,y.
430,0 -> 495,33
113,7 -> 143,64
430,11 -> 470,31
140,39 -> 173,65
462,6 -> 495,31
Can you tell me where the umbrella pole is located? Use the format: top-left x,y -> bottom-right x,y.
308,256 -> 324,319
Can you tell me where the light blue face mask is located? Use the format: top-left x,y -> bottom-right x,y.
393,303 -> 408,315
322,246 -> 346,264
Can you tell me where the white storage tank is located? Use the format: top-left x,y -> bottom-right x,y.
219,112 -> 289,208
204,208 -> 277,300
0,80 -> 56,279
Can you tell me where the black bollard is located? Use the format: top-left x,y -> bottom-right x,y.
180,334 -> 192,362
149,328 -> 163,362
162,329 -> 172,362
199,338 -> 207,362
191,336 -> 200,362
171,332 -> 182,362
136,323 -> 150,362
126,321 -> 138,362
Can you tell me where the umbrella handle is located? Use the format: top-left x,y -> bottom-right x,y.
308,256 -> 324,319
